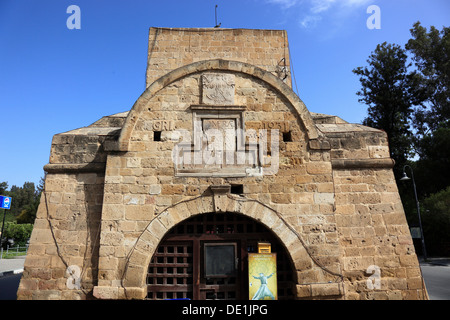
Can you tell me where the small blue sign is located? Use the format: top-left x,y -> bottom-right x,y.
0,196 -> 12,209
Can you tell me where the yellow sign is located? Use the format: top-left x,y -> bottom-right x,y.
248,253 -> 277,300
257,242 -> 271,253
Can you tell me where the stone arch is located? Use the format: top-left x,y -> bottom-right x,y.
117,59 -> 320,152
121,194 -> 327,296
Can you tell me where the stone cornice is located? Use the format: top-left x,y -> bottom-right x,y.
331,158 -> 395,169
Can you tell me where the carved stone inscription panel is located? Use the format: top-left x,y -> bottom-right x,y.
202,73 -> 235,105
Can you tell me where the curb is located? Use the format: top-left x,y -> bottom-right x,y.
0,268 -> 23,278
419,258 -> 450,267
424,262 -> 450,267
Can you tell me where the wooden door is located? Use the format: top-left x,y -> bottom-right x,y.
199,241 -> 240,300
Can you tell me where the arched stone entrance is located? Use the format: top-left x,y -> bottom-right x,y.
118,193 -> 341,299
146,212 -> 296,300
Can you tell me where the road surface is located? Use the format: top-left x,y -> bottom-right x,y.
0,273 -> 21,300
420,260 -> 450,300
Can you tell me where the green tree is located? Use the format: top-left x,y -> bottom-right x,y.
8,182 -> 38,217
16,201 -> 39,224
353,42 -> 417,172
1,179 -> 43,225
406,22 -> 450,135
405,22 -> 450,200
0,182 -> 8,195
421,187 -> 450,256
2,222 -> 33,246
16,177 -> 44,224
413,127 -> 450,198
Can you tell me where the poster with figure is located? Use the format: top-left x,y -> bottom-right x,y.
248,253 -> 277,300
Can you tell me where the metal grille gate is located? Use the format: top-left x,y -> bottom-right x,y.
146,213 -> 295,300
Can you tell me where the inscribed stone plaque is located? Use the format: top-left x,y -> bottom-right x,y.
202,73 -> 235,105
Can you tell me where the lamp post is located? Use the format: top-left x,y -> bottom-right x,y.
400,165 -> 427,261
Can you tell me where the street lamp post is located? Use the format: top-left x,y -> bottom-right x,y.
400,165 -> 427,261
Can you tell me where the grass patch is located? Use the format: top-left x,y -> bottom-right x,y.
0,246 -> 28,259
0,251 -> 27,259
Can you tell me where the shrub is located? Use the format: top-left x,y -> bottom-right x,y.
2,222 -> 33,247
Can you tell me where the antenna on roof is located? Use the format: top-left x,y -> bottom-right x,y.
214,5 -> 221,28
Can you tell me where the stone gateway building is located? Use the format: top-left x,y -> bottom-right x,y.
18,28 -> 427,300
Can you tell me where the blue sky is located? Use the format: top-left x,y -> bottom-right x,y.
0,0 -> 449,189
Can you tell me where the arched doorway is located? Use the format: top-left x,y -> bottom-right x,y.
146,212 -> 296,300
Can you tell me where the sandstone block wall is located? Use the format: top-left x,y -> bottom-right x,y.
146,28 -> 292,88
18,173 -> 104,299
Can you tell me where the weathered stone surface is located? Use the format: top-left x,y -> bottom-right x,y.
202,73 -> 235,105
